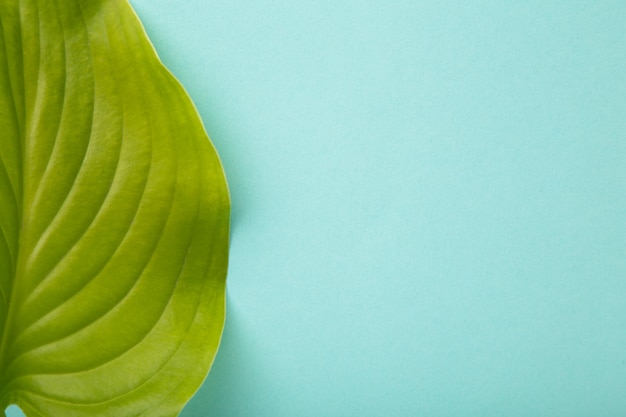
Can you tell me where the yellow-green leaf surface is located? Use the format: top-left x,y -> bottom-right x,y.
0,0 -> 230,415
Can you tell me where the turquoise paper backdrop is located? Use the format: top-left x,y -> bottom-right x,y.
8,1 -> 626,416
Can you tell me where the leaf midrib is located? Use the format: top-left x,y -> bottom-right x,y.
0,2 -> 27,397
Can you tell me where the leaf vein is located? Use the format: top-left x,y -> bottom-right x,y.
27,0 -> 67,221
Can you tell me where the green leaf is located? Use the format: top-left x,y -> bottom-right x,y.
0,0 -> 230,415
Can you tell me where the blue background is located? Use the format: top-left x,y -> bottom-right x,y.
9,1 -> 626,416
